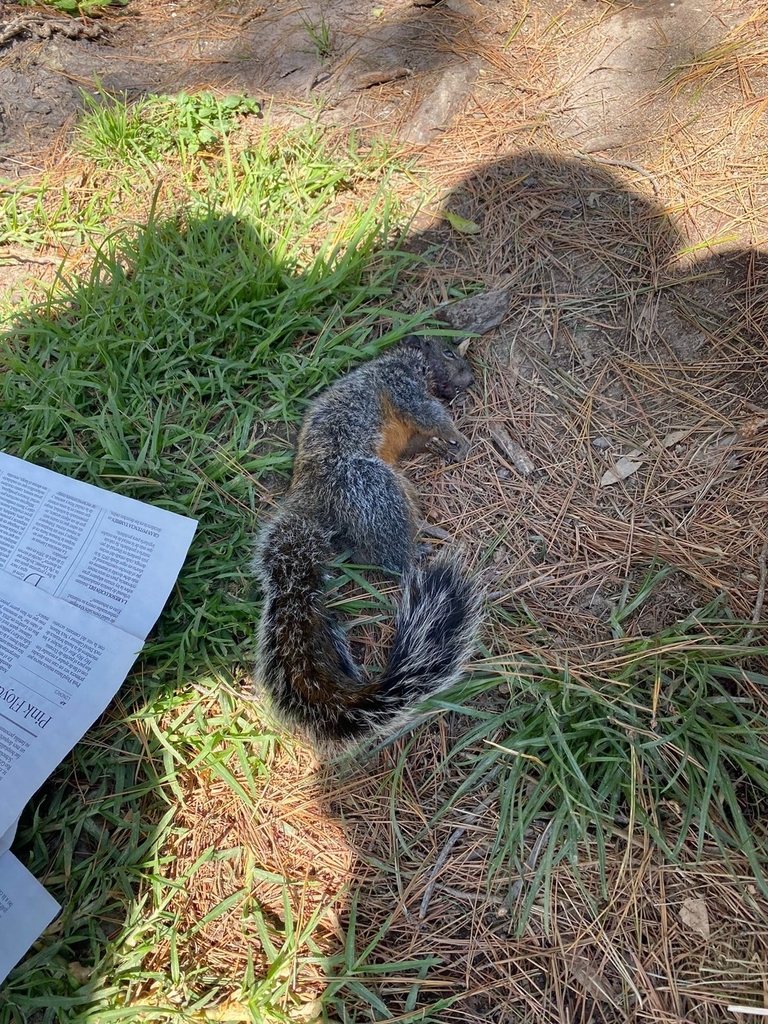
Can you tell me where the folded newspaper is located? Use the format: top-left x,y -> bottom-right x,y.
0,453 -> 197,984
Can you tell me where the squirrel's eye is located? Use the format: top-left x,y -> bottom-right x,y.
442,349 -> 456,359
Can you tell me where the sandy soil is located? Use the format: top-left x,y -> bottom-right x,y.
0,0 -> 765,182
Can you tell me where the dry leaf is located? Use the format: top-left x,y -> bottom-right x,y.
600,429 -> 690,486
570,954 -> 619,1002
660,429 -> 690,448
600,450 -> 643,486
442,209 -> 482,234
67,961 -> 93,984
680,897 -> 710,939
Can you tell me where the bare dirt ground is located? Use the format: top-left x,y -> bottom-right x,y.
1,0 -> 766,187
3,0 -> 768,1021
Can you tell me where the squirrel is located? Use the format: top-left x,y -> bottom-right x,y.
252,334 -> 483,748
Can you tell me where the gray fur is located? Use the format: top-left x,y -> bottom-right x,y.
252,337 -> 483,747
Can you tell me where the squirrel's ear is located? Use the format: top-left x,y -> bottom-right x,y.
400,334 -> 428,353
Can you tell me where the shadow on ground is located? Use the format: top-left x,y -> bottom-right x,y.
0,0 -> 749,174
2,150 -> 768,1022
313,153 -> 768,1022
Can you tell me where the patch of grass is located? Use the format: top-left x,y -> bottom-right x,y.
421,572 -> 768,935
0,117 -> 431,1020
0,174 -> 119,250
21,0 -> 127,14
301,13 -> 334,60
0,90 -> 266,256
75,91 -> 164,167
319,893 -> 455,1022
0,93 -> 401,259
76,90 -> 261,166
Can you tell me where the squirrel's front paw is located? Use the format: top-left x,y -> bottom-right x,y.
429,432 -> 470,462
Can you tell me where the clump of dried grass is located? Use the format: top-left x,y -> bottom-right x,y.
665,6 -> 768,100
135,7 -> 768,1021
146,702 -> 768,1023
140,729 -> 353,1010
331,744 -> 768,1022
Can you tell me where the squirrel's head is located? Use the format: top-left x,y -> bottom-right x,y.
400,335 -> 475,402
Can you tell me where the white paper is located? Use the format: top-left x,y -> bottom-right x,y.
0,851 -> 60,983
0,822 -> 18,857
0,573 -> 146,837
0,453 -> 197,979
0,453 -> 197,640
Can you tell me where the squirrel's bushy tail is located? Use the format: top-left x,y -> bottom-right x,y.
253,511 -> 482,747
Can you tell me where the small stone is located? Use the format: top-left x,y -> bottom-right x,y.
437,287 -> 512,335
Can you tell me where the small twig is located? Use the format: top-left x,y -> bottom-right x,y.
0,245 -> 60,265
419,794 -> 496,918
744,540 -> 768,644
355,67 -> 412,90
488,423 -> 536,478
573,150 -> 662,198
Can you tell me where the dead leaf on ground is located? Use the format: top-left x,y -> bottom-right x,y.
680,897 -> 711,940
570,954 -> 619,1003
600,429 -> 692,486
442,209 -> 482,234
600,451 -> 644,486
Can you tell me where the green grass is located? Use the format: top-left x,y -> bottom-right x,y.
20,0 -> 127,16
2,92 -> 768,1022
301,13 -> 334,61
422,572 -> 768,933
77,90 -> 262,165
0,104 -> 435,1021
0,174 -> 118,250
1,91 -> 264,252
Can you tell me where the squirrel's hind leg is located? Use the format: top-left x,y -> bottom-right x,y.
334,458 -> 417,574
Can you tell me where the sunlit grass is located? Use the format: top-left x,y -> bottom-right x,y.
2,90 -> 768,1023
